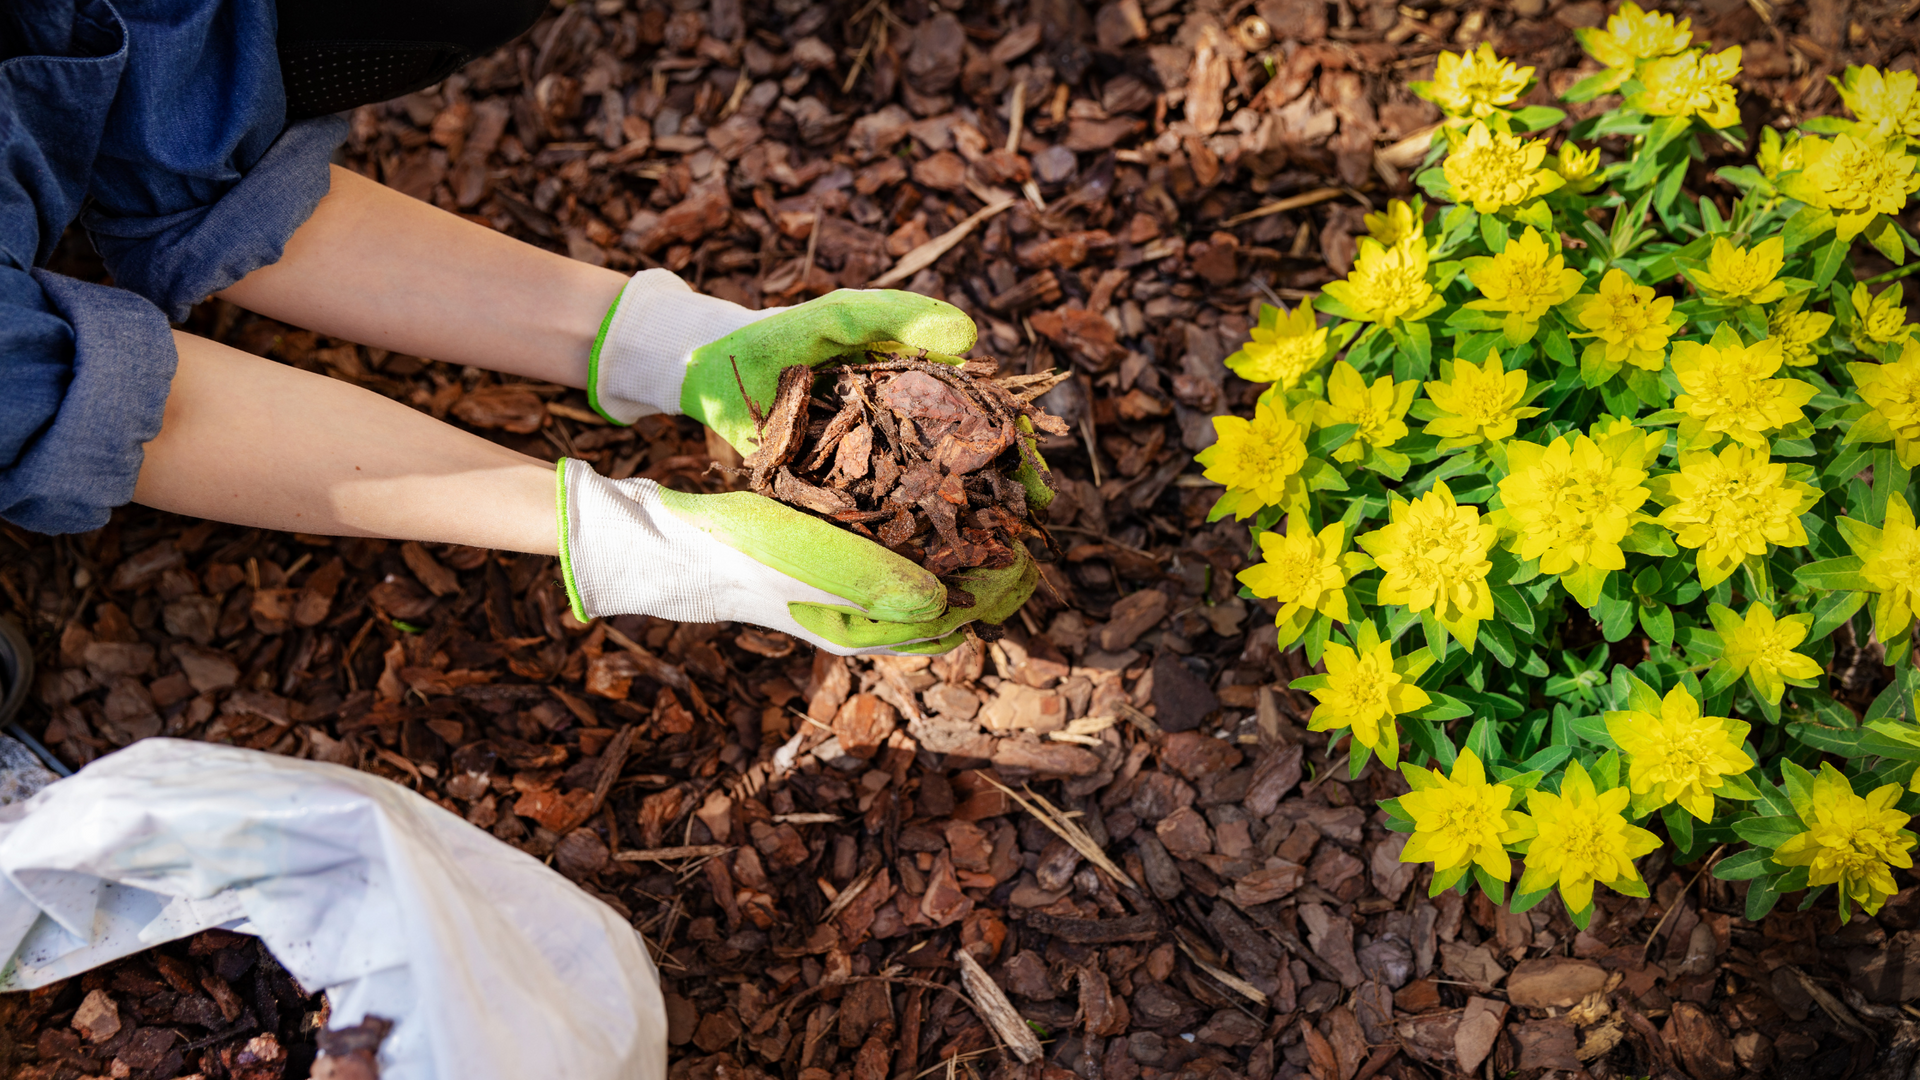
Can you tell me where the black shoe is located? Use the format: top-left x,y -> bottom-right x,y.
0,617 -> 68,778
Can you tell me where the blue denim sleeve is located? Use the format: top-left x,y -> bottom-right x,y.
84,114 -> 347,321
80,0 -> 346,319
0,271 -> 179,535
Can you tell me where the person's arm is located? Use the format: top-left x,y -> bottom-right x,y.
214,165 -> 627,388
134,331 -> 560,554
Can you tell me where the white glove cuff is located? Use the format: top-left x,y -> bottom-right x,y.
558,462 -> 720,623
556,462 -> 883,654
588,269 -> 779,424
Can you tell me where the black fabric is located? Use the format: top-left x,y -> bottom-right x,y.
275,0 -> 543,119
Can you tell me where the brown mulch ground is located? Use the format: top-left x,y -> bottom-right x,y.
7,1 -> 1920,1079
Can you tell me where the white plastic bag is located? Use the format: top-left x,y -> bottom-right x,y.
0,738 -> 666,1080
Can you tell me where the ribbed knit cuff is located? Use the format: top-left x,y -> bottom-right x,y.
557,460 -> 720,623
587,270 -> 779,424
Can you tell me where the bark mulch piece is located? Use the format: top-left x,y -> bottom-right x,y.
8,1 -> 1920,1079
0,930 -> 332,1080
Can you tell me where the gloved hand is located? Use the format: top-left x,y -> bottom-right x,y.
586,270 -> 978,452
556,460 -> 1037,657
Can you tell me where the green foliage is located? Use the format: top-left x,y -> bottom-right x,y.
1201,26 -> 1920,924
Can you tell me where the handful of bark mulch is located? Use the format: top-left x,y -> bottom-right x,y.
739,351 -> 1070,605
2,929 -> 332,1080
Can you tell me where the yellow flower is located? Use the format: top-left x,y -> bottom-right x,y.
1567,268 -> 1680,372
1710,602 -> 1824,706
1769,304 -> 1834,367
1606,684 -> 1754,821
1463,227 -> 1585,343
1422,351 -> 1544,444
1758,127 -> 1805,181
1239,518 -> 1366,648
1321,237 -> 1441,328
1315,361 -> 1418,463
1774,763 -> 1916,919
1838,492 -> 1920,643
1848,340 -> 1920,468
1196,397 -> 1309,520
1398,750 -> 1532,886
1851,282 -> 1914,349
1441,122 -> 1566,215
1686,236 -> 1788,306
1495,424 -> 1660,580
1835,65 -> 1920,141
1365,199 -> 1423,246
1357,480 -> 1497,650
1670,331 -> 1816,450
1631,47 -> 1743,128
1420,44 -> 1533,119
1576,1 -> 1692,69
1303,622 -> 1430,767
1552,142 -> 1605,193
1780,133 -> 1920,241
1516,759 -> 1662,915
1649,443 -> 1820,588
1226,300 -> 1332,390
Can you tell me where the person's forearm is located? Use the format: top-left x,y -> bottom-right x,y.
134,332 -> 560,555
216,166 -> 627,388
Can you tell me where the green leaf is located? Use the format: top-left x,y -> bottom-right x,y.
1713,848 -> 1777,881
1746,875 -> 1784,920
1796,557 -> 1873,591
1806,589 -> 1870,643
1809,235 -> 1849,288
1662,802 -> 1696,854
1731,815 -> 1804,848
1489,584 -> 1537,636
1566,713 -> 1617,748
1511,105 -> 1568,131
1308,422 -> 1360,457
1480,213 -> 1510,253
1465,717 -> 1503,765
1411,693 -> 1474,722
1639,601 -> 1675,648
1508,885 -> 1555,914
1479,618 -> 1518,667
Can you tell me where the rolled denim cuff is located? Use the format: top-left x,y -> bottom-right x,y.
83,115 -> 350,321
0,273 -> 179,534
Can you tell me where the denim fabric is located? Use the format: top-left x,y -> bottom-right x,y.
0,0 -> 347,534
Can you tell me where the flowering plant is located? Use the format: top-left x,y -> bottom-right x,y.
1206,16 -> 1920,926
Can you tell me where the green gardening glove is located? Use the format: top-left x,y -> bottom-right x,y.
557,461 -> 1037,656
586,270 -> 976,452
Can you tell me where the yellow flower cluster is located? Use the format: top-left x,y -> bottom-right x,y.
1322,238 -> 1440,328
1835,65 -> 1920,141
1670,330 -> 1815,450
1780,133 -> 1920,241
1238,518 -> 1369,648
1576,1 -> 1692,71
1442,123 -> 1565,214
1839,492 -> 1920,643
1418,44 -> 1534,119
1849,339 -> 1920,467
1304,622 -> 1430,767
1464,228 -> 1584,343
1606,684 -> 1753,820
1493,419 -> 1664,600
1686,237 -> 1788,306
1422,351 -> 1543,445
1631,47 -> 1743,128
1649,444 -> 1820,588
1514,760 -> 1661,914
1398,750 -> 1531,890
1225,300 -> 1331,390
1568,269 -> 1681,374
1197,397 -> 1309,520
1776,764 -> 1916,918
1316,361 -> 1417,463
1357,482 -> 1497,650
